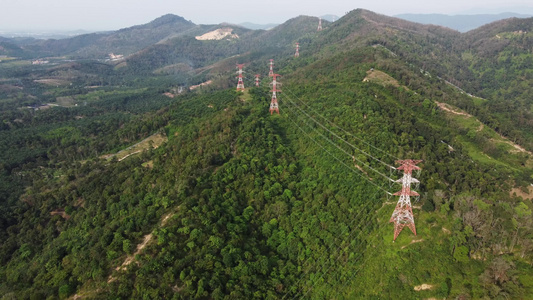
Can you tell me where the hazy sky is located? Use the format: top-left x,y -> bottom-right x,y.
2,0 -> 533,31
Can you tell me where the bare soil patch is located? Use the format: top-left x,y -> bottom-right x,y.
34,79 -> 70,86
190,80 -> 213,90
116,233 -> 153,271
103,133 -> 167,161
414,284 -> 434,291
56,96 -> 75,107
195,28 -> 239,41
511,185 -> 533,200
401,239 -> 424,249
50,209 -> 70,220
435,101 -> 471,117
363,69 -> 400,87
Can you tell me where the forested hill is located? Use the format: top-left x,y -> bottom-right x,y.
1,8 -> 533,299
4,14 -> 196,58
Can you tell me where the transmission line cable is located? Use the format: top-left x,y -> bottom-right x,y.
332,229 -> 387,299
281,107 -> 391,299
309,217 -> 391,300
284,96 -> 395,186
282,93 -> 396,173
280,177 -> 385,300
283,87 -> 401,162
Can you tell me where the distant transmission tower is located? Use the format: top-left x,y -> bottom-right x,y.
255,74 -> 260,87
268,59 -> 274,77
390,160 -> 422,241
269,74 -> 281,115
317,17 -> 322,31
236,63 -> 245,91
295,42 -> 300,57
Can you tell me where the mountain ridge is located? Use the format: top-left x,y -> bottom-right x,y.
395,12 -> 532,32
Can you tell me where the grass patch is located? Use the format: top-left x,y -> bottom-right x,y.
55,96 -> 75,107
363,69 -> 400,87
0,60 -> 30,68
471,96 -> 487,106
238,89 -> 252,102
438,101 -> 533,170
75,88 -> 147,103
0,56 -> 16,62
34,79 -> 71,86
103,133 -> 167,161
456,136 -> 514,169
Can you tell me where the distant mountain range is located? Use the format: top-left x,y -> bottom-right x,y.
239,15 -> 338,30
238,22 -> 279,30
0,29 -> 95,40
1,10 -> 531,61
394,12 -> 532,32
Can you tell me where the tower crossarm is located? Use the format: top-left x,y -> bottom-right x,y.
395,159 -> 422,174
395,174 -> 419,186
393,188 -> 419,197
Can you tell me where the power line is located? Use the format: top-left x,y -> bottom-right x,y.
283,87 -> 401,162
284,103 -> 393,194
284,95 -> 395,185
243,72 -> 397,175
241,74 -> 393,295
280,106 -> 391,299
332,228 -> 387,299
315,214 -> 390,299
242,69 -> 401,298
282,92 -> 396,173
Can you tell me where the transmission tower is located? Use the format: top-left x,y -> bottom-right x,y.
295,42 -> 300,57
268,59 -> 274,77
236,63 -> 245,91
317,17 -> 322,31
269,74 -> 281,115
390,159 -> 422,241
255,74 -> 260,87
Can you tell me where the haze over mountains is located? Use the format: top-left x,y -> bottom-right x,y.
0,11 -> 530,39
395,12 -> 533,32
1,8 -> 533,299
1,10 -> 531,60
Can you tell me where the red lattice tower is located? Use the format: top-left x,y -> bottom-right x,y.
268,59 -> 274,77
236,63 -> 245,91
390,159 -> 422,241
295,42 -> 300,57
255,74 -> 260,87
317,17 -> 322,31
269,74 -> 281,115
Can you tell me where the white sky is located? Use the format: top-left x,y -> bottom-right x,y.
1,0 -> 532,31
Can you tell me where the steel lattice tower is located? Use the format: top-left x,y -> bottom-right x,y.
269,74 -> 281,115
268,59 -> 274,77
236,64 -> 245,91
254,74 -> 260,87
295,42 -> 300,57
390,160 -> 422,241
317,17 -> 322,31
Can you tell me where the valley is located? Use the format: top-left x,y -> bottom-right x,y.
0,9 -> 532,299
